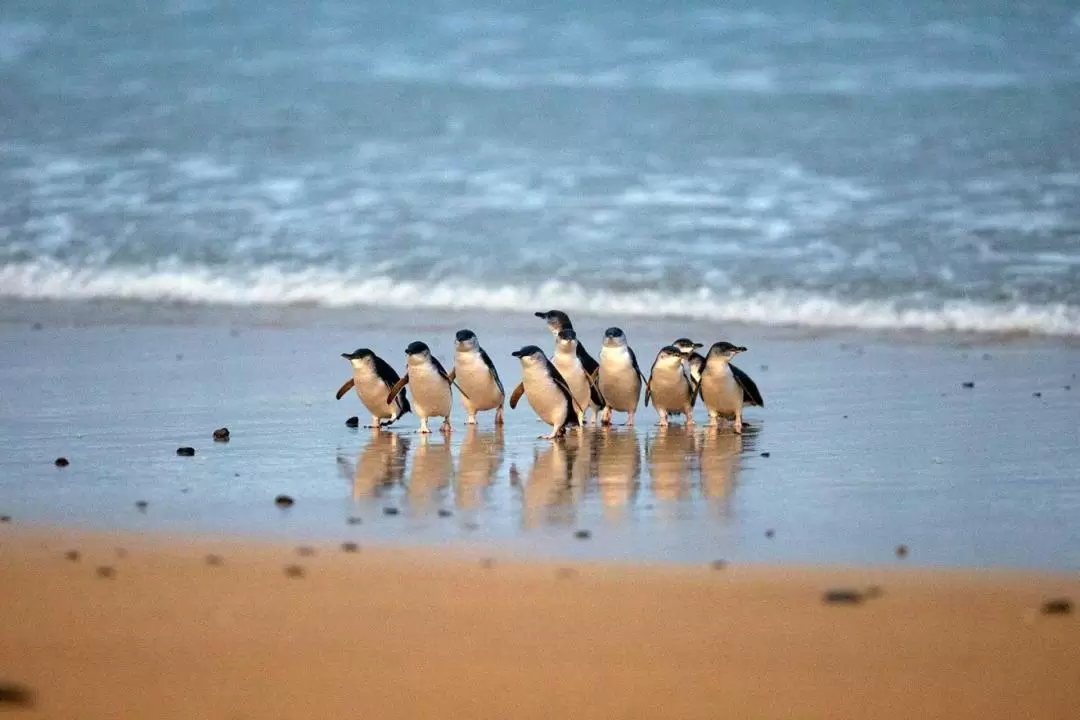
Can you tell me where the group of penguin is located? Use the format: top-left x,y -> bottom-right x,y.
336,310 -> 764,439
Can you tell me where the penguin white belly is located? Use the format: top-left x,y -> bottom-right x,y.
649,369 -> 691,413
522,366 -> 569,427
552,354 -> 591,413
701,366 -> 742,415
409,365 -> 452,418
598,349 -> 641,412
453,353 -> 503,410
353,367 -> 399,419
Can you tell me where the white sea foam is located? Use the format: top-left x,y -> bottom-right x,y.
2,261 -> 1078,337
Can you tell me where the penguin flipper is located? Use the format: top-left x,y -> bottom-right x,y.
731,364 -> 764,407
479,347 -> 505,397
335,378 -> 355,400
386,375 -> 409,405
509,382 -> 525,409
629,347 -> 649,406
439,363 -> 470,400
547,361 -> 584,416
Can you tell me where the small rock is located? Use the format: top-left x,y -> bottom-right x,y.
480,558 -> 495,569
0,682 -> 35,707
64,550 -> 80,562
823,589 -> 863,605
982,353 -> 992,360
710,560 -> 728,571
346,516 -> 362,525
31,322 -> 43,331
1041,598 -> 1073,616
345,416 -> 360,428
842,415 -> 848,419
212,427 -> 230,442
437,508 -> 453,518
1065,385 -> 1072,391
765,529 -> 775,539
574,529 -> 592,540
135,500 -> 148,512
556,567 -> 578,579
54,457 -> 69,467
115,548 -> 128,559
295,546 -> 315,557
383,507 -> 400,516
961,381 -> 975,389
864,585 -> 884,599
176,446 -> 196,456
0,515 -> 10,523
760,452 -> 771,458
175,353 -> 184,361
341,542 -> 359,553
895,544 -> 909,558
284,564 -> 305,578
96,566 -> 116,579
274,494 -> 295,508
205,554 -> 224,566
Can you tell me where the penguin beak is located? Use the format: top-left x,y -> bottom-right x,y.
533,312 -> 547,319
511,350 -> 522,358
341,353 -> 352,359
693,342 -> 703,349
735,346 -> 747,354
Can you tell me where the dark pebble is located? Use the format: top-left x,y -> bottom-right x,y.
760,364 -> 769,371
982,353 -> 992,360
710,560 -> 728,571
842,415 -> 848,419
0,515 -> 10,523
1065,385 -> 1072,391
1041,598 -> 1073,616
64,550 -> 80,562
295,546 -> 315,557
96,566 -> 116,579
961,381 -> 975,389
864,585 -> 884,599
205,554 -> 224,566
274,494 -> 295,508
895,544 -> 909,558
556,567 -> 578,579
0,683 -> 35,707
212,427 -> 230,442
760,452 -> 771,458
54,457 -> 69,467
765,529 -> 775,539
346,516 -> 362,525
574,529 -> 592,540
31,322 -> 43,331
383,507 -> 400,516
823,589 -> 863,605
1033,392 -> 1042,398
463,521 -> 480,531
437,508 -> 453,518
345,416 -> 360,428
176,446 -> 196,456
480,558 -> 495,569
115,548 -> 128,559
341,542 -> 359,553
284,564 -> 305,578
135,500 -> 148,511
175,353 -> 184,361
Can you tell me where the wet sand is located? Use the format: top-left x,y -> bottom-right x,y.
1,528 -> 1077,719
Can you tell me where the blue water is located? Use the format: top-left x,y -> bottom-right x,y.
2,0 -> 1080,334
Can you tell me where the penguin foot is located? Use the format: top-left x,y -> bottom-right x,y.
440,420 -> 453,434
495,408 -> 505,426
465,416 -> 477,425
733,423 -> 743,434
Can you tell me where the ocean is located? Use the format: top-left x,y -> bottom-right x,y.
2,0 -> 1079,335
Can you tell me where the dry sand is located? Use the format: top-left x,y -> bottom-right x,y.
1,528 -> 1077,719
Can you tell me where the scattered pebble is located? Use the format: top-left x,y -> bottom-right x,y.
176,446 -> 196,457
556,567 -> 578,579
1033,392 -> 1042,398
842,415 -> 848,419
895,544 -> 909,558
0,683 -> 34,707
760,364 -> 769,371
345,416 -> 360,428
0,515 -> 10,523
710,560 -> 728,571
383,507 -> 400,516
864,585 -> 884,599
31,322 -> 43,331
274,495 -> 295,508
175,353 -> 184,361
54,457 -> 69,467
64,550 -> 80,562
823,588 -> 863,605
295,546 -> 316,557
982,353 -> 992,360
135,500 -> 148,512
463,521 -> 480,531
1065,385 -> 1072,391
284,564 -> 305,578
760,452 -> 771,458
437,508 -> 453,518
96,566 -> 116,579
480,557 -> 495,569
115,548 -> 128,559
341,542 -> 359,553
574,529 -> 592,540
346,516 -> 362,525
765,529 -> 775,539
205,554 -> 224,566
212,427 -> 230,442
961,381 -> 975,389
1041,598 -> 1073,616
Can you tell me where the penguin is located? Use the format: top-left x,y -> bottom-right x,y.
452,329 -> 505,425
596,327 -> 648,426
671,338 -> 706,386
696,341 -> 765,433
534,309 -> 605,410
386,341 -> 460,434
552,327 -> 604,426
645,345 -> 696,427
509,345 -> 581,439
336,348 -> 411,428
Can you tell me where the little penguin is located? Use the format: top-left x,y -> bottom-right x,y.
336,348 -> 411,429
597,327 -> 648,426
696,341 -> 765,433
552,327 -> 604,426
452,329 -> 505,425
534,309 -> 604,410
386,341 -> 461,434
645,345 -> 696,427
671,338 -> 706,386
509,345 -> 581,439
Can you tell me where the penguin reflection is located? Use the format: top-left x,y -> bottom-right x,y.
338,431 -> 409,499
700,428 -> 744,506
646,425 -> 697,503
595,429 -> 641,514
406,432 -> 453,508
519,439 -> 584,528
455,425 -> 504,510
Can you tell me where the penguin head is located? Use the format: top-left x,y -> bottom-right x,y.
671,338 -> 704,355
555,327 -> 577,351
511,345 -> 546,366
341,348 -> 375,368
602,326 -> 627,348
454,329 -> 479,351
655,345 -> 685,367
707,341 -> 746,360
534,309 -> 572,334
405,341 -> 431,364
